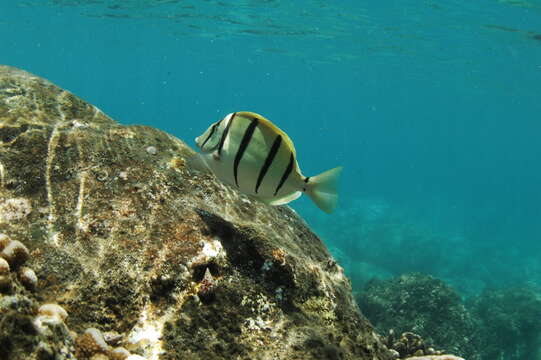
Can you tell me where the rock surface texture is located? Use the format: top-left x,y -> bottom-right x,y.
0,65 -> 392,360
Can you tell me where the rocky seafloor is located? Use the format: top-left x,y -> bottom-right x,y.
0,65 -> 464,360
358,272 -> 541,360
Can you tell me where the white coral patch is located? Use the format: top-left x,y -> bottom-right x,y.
146,146 -> 157,155
189,238 -> 225,266
127,355 -> 147,360
202,239 -> 223,258
0,198 -> 31,222
127,321 -> 161,344
70,119 -> 87,128
244,316 -> 272,332
127,306 -> 166,360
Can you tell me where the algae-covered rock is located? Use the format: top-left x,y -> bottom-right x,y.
0,65 -> 391,360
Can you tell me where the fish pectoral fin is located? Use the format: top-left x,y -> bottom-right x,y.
266,191 -> 302,206
186,153 -> 211,173
212,151 -> 221,161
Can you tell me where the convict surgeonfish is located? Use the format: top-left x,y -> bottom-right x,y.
192,111 -> 342,213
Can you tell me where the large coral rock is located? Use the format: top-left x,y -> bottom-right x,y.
0,65 -> 391,360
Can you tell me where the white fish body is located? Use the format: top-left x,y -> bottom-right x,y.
194,111 -> 342,213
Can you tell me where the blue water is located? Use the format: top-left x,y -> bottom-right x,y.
2,0 -> 541,352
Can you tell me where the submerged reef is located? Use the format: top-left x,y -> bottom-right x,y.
357,273 -> 481,360
302,199 -> 455,293
467,286 -> 541,360
0,65 -> 392,359
358,272 -> 541,360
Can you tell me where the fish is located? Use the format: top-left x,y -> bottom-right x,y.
192,111 -> 342,213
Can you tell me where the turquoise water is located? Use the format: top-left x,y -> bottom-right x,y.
2,0 -> 541,356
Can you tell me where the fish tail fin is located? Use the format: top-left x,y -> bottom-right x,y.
306,166 -> 343,214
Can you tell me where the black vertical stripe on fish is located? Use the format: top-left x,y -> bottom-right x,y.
302,176 -> 310,192
274,153 -> 294,196
255,134 -> 282,194
200,120 -> 220,149
217,113 -> 236,156
233,117 -> 259,187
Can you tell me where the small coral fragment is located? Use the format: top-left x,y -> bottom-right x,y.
38,303 -> 68,322
110,347 -> 131,360
0,233 -> 10,250
103,331 -> 123,346
86,328 -> 111,352
170,156 -> 185,169
33,303 -> 69,335
90,354 -> 109,360
126,355 -> 146,360
75,328 -> 111,359
1,240 -> 30,267
271,248 -> 287,265
0,257 -> 10,274
197,267 -> 217,304
18,266 -> 37,290
0,198 -> 32,222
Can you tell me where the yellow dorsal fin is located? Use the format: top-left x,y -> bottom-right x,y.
236,111 -> 297,157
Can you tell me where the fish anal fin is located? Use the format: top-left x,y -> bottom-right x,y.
266,191 -> 302,206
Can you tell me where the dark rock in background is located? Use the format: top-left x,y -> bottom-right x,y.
0,65 -> 392,360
